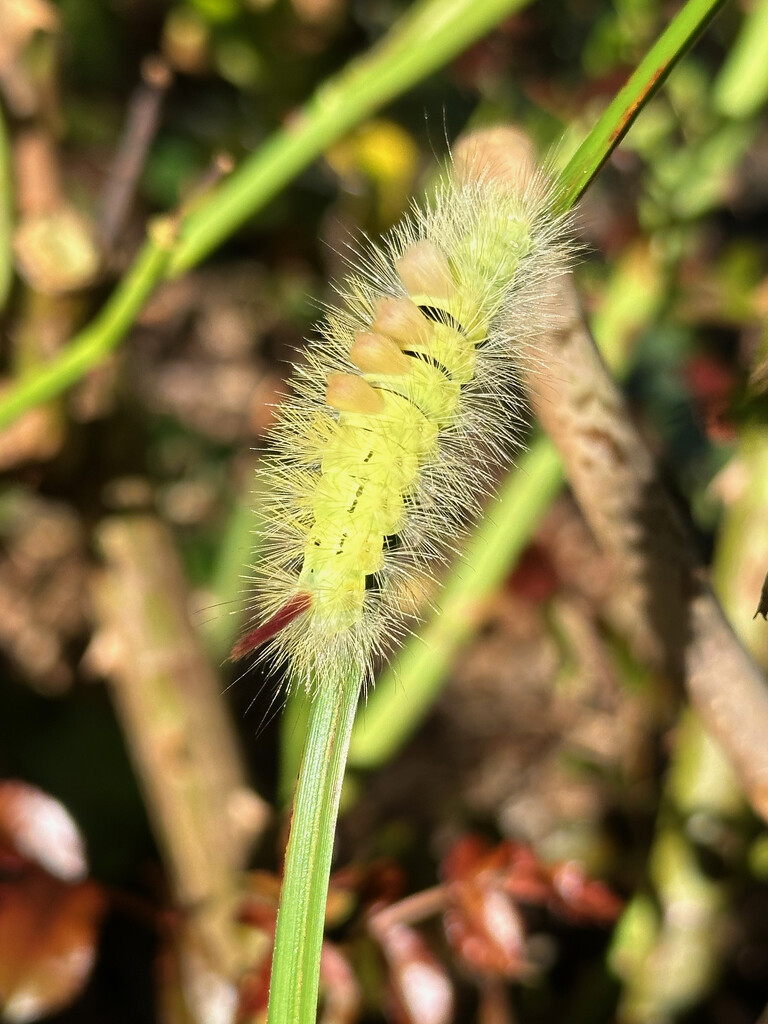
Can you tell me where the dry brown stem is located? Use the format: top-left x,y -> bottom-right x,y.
457,127 -> 768,821
90,515 -> 269,977
98,55 -> 173,255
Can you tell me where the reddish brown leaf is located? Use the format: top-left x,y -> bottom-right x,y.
507,544 -> 560,603
440,834 -> 489,883
329,859 -> 406,924
237,898 -> 277,933
235,951 -> 272,1024
0,781 -> 103,1021
441,835 -> 621,973
442,842 -> 529,981
0,871 -> 104,1022
500,846 -> 559,907
548,861 -> 623,924
444,882 -> 528,979
235,873 -> 278,1022
683,354 -> 738,443
371,919 -> 453,1024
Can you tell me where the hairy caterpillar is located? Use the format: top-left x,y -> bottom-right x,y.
233,130 -> 572,693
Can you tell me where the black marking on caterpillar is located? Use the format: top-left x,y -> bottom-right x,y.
418,304 -> 467,334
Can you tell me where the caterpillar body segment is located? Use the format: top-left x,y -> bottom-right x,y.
239,159 -> 572,694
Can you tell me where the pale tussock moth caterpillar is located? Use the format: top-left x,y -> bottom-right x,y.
235,128 -> 574,694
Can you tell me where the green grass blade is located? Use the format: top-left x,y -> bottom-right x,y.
0,0 -> 530,434
555,0 -> 726,211
0,223 -> 176,430
170,0 -> 534,276
349,439 -> 563,768
714,0 -> 768,118
267,671 -> 362,1024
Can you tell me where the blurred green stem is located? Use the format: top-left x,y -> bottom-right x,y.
714,0 -> 768,118
555,0 -> 725,211
0,0 -> 531,432
349,439 -> 563,768
169,0 -> 533,276
267,671 -> 362,1024
0,220 -> 176,428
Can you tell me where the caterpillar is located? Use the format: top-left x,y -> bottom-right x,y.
233,129 -> 573,694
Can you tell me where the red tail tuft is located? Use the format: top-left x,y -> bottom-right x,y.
230,592 -> 312,661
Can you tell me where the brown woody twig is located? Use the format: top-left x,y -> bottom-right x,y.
458,127 -> 768,822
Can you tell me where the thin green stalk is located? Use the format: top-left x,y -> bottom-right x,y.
0,0 -> 530,432
0,102 -> 13,313
279,687 -> 313,809
169,0 -> 533,276
0,221 -> 175,429
267,671 -> 362,1024
714,0 -> 768,118
555,0 -> 725,211
349,439 -> 563,768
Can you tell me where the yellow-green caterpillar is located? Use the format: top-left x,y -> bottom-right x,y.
233,134 -> 572,693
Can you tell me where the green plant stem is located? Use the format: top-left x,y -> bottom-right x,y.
267,670 -> 362,1024
714,0 -> 768,118
349,439 -> 563,768
279,687 -> 313,808
169,0 -> 532,276
0,223 -> 175,429
0,0 -> 530,432
0,0 -> 723,432
555,0 -> 726,211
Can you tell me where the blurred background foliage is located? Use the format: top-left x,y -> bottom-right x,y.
1,0 -> 768,1022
